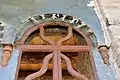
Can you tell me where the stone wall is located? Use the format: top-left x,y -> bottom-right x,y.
94,0 -> 120,79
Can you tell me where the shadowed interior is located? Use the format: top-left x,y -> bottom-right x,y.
17,25 -> 95,80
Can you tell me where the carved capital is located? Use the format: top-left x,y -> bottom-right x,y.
1,44 -> 13,67
98,45 -> 109,65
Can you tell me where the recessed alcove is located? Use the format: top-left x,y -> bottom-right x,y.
17,22 -> 96,80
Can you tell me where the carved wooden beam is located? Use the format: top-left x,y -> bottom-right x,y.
1,44 -> 13,67
98,45 -> 110,66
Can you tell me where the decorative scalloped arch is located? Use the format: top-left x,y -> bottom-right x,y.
15,13 -> 97,46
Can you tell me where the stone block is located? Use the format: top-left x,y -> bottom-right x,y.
109,25 -> 120,36
101,0 -> 120,6
116,54 -> 120,67
118,68 -> 120,73
99,0 -> 120,25
112,37 -> 120,48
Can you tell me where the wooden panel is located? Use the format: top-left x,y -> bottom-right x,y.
76,52 -> 95,80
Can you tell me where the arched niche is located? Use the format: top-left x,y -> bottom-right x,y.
15,13 -> 98,80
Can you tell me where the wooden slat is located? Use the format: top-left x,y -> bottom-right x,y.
17,45 -> 91,52
20,63 -> 76,71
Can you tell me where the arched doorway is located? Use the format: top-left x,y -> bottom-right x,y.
15,14 -> 97,80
